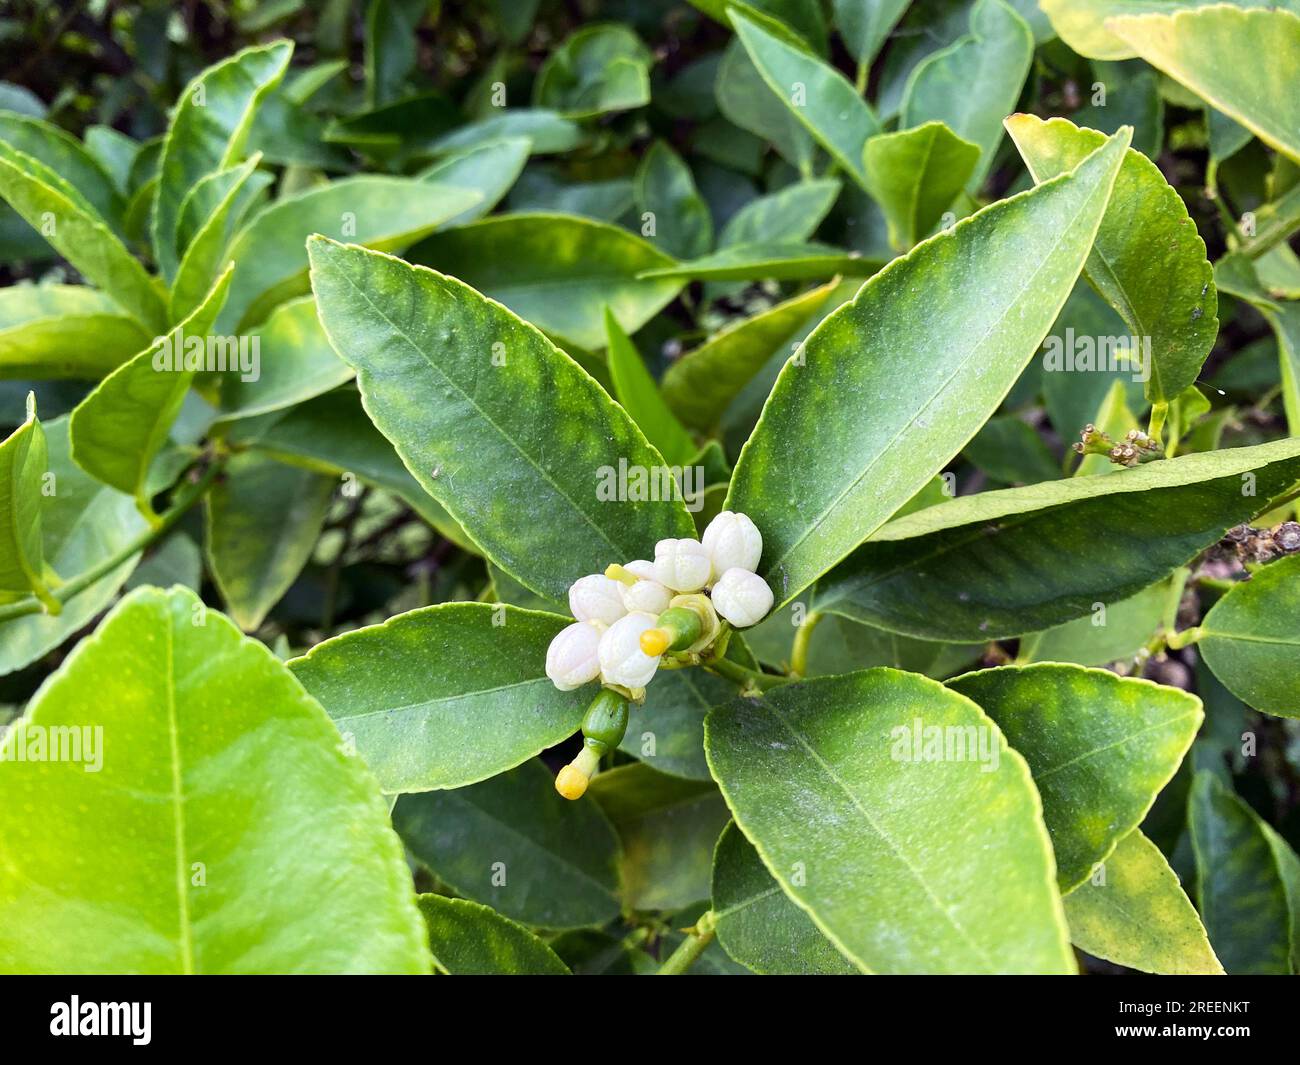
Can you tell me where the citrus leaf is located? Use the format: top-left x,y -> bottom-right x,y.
0,585 -> 429,974
0,392 -> 55,609
863,120 -> 980,249
417,895 -> 571,975
0,284 -> 150,379
604,307 -> 696,467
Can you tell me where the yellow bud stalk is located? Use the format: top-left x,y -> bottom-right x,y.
555,745 -> 602,800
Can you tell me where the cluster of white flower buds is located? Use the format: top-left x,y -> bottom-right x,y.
545,511 -> 774,697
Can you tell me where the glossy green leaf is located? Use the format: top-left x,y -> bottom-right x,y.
834,0 -> 911,65
416,137 -> 531,229
410,213 -> 680,350
170,154 -> 263,323
289,603 -> 588,793
1189,772 -> 1293,974
711,821 -> 858,974
662,281 -> 838,431
948,664 -> 1202,891
417,895 -> 570,975
533,24 -> 652,118
216,296 -> 350,421
964,415 -> 1061,485
728,130 -> 1129,609
0,417 -> 148,676
705,669 -> 1074,974
640,242 -> 875,282
0,112 -> 123,225
0,392 -> 55,609
1108,6 -> 1300,164
863,121 -> 980,249
0,141 -> 167,333
587,763 -> 730,912
816,437 -> 1300,639
308,238 -> 695,599
206,451 -> 333,631
152,41 -> 292,280
394,760 -> 621,929
1063,829 -> 1223,974
0,284 -> 150,379
732,11 -> 880,188
635,140 -> 712,260
718,179 -> 840,248
604,308 -> 695,467
616,661 -> 738,781
900,0 -> 1034,190
428,109 -> 583,156
1196,554 -> 1300,718
217,176 -> 482,332
1023,574 -> 1179,667
227,389 -> 474,552
1215,253 -> 1300,433
69,266 -> 233,519
1007,114 -> 1217,404
715,39 -> 815,174
0,585 -> 429,974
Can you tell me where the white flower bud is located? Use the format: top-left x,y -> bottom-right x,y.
569,573 -> 627,625
652,538 -> 711,592
710,568 -> 774,628
623,559 -> 656,581
622,578 -> 673,615
701,510 -> 763,581
545,621 -> 603,691
598,611 -> 661,689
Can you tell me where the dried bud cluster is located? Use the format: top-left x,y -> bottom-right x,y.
1221,521 -> 1300,564
1072,424 -> 1164,468
544,511 -> 774,698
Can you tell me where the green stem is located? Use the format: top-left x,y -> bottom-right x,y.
1165,625 -> 1205,651
0,462 -> 221,623
656,911 -> 717,975
854,59 -> 869,94
704,655 -> 791,692
1146,402 -> 1168,446
790,609 -> 822,677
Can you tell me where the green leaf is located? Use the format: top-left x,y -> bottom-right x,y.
1023,574 -> 1179,667
1189,772 -> 1293,974
639,241 -> 876,282
428,110 -> 584,156
0,585 -> 429,974
900,0 -> 1034,191
410,213 -> 680,350
604,307 -> 696,467
662,281 -> 839,432
0,284 -> 150,379
587,763 -> 731,912
152,40 -> 292,280
718,178 -> 841,247
948,664 -> 1202,891
816,437 -> 1300,639
963,415 -> 1061,485
215,296 -> 350,421
1006,114 -> 1217,405
728,129 -> 1130,610
69,266 -> 233,520
715,40 -> 815,174
0,417 -> 148,676
217,176 -> 483,333
0,392 -> 57,610
834,0 -> 911,66
0,112 -> 124,225
533,24 -> 652,118
863,121 -> 980,250
364,0 -> 424,108
227,389 -> 474,552
416,137 -> 531,228
308,238 -> 695,599
1107,6 -> 1300,164
289,603 -> 589,793
170,154 -> 264,323
1215,253 -> 1300,433
711,821 -> 858,974
732,11 -> 880,188
206,451 -> 334,631
1063,830 -> 1223,975
634,140 -> 712,259
705,669 -> 1074,973
0,141 -> 167,333
394,760 -> 621,929
417,895 -> 571,975
1196,554 -> 1300,718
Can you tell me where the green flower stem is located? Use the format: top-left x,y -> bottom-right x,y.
790,609 -> 822,677
705,655 -> 790,692
0,461 -> 222,623
1165,625 -> 1205,651
656,910 -> 717,975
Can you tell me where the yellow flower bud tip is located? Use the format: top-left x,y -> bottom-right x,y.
555,765 -> 589,800
639,628 -> 671,656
